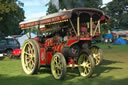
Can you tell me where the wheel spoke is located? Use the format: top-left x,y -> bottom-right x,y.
93,53 -> 100,65
24,43 -> 35,70
24,52 -> 31,56
21,40 -> 39,75
31,49 -> 34,56
51,53 -> 66,79
27,58 -> 35,70
83,67 -> 88,74
85,62 -> 91,69
90,47 -> 103,66
27,46 -> 31,54
58,63 -> 63,70
54,56 -> 58,64
56,69 -> 61,76
78,53 -> 94,77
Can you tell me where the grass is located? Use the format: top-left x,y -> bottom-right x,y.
0,43 -> 128,85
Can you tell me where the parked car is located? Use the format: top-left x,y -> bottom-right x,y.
9,49 -> 21,58
0,38 -> 20,56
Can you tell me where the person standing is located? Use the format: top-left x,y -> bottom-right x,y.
106,37 -> 112,48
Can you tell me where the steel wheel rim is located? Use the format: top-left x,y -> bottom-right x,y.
91,47 -> 102,66
51,55 -> 63,79
22,42 -> 35,73
78,54 -> 91,77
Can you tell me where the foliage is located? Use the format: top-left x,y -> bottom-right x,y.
46,0 -> 128,32
103,0 -> 128,30
0,0 -> 25,36
46,2 -> 58,15
46,0 -> 102,14
61,0 -> 102,9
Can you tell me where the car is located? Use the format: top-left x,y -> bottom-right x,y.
9,49 -> 21,58
0,38 -> 20,56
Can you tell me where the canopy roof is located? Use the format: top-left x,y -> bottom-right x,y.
19,8 -> 109,29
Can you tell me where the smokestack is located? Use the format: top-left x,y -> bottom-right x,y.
51,0 -> 59,9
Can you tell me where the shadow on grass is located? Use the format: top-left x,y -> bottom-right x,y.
39,67 -> 51,74
0,56 -> 20,60
39,66 -> 80,80
0,55 -> 7,60
37,59 -> 123,80
92,59 -> 123,78
101,59 -> 123,66
0,59 -> 126,85
0,57 -> 5,60
92,66 -> 122,78
66,59 -> 123,79
0,74 -> 128,85
0,74 -> 63,85
68,76 -> 128,85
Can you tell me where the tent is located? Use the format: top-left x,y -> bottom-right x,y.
17,33 -> 37,48
113,38 -> 127,45
104,34 -> 113,39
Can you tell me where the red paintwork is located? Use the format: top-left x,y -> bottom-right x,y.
66,37 -> 79,47
100,16 -> 105,21
12,49 -> 21,56
40,48 -> 46,65
45,38 -> 54,48
105,15 -> 110,23
46,52 -> 53,65
94,32 -> 100,36
52,43 -> 64,53
80,37 -> 92,40
58,43 -> 64,53
68,57 -> 76,69
33,27 -> 99,66
40,14 -> 69,25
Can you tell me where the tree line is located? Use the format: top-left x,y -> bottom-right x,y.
0,0 -> 24,36
46,0 -> 128,32
0,0 -> 128,36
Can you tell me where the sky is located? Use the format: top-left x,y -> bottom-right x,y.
20,0 -> 112,20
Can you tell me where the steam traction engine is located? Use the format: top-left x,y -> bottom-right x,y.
19,8 -> 109,79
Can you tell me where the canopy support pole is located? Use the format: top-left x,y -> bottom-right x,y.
28,28 -> 31,39
37,24 -> 40,36
98,21 -> 101,33
77,16 -> 80,36
69,19 -> 77,35
90,17 -> 93,36
93,20 -> 100,36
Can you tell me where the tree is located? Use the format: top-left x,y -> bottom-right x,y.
104,0 -> 128,29
0,0 -> 25,36
61,0 -> 102,9
46,2 -> 58,15
46,0 -> 102,14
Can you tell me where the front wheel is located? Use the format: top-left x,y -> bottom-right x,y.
78,52 -> 95,78
21,39 -> 39,75
51,52 -> 67,80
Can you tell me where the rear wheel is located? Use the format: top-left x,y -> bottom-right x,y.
51,53 -> 67,80
89,46 -> 103,66
21,39 -> 39,75
78,52 -> 95,78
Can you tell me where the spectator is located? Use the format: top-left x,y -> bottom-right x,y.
105,37 -> 112,48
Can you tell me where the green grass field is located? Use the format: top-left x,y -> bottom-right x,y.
0,44 -> 128,85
